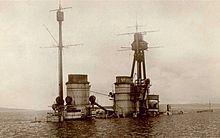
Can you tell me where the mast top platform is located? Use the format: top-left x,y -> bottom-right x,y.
49,1 -> 72,22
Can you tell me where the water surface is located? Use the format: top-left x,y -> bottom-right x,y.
0,110 -> 220,137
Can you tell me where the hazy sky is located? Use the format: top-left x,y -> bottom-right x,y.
0,0 -> 220,109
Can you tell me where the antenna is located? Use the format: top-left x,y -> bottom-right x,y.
42,24 -> 83,49
117,30 -> 159,36
141,30 -> 160,35
50,0 -> 72,12
123,19 -> 159,35
118,46 -> 162,52
43,24 -> 58,45
136,20 -> 138,32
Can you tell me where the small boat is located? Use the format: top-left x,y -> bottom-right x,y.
197,100 -> 213,113
196,109 -> 213,113
31,117 -> 42,123
164,104 -> 184,115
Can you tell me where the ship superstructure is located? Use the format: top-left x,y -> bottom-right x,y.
46,2 -> 160,122
111,26 -> 160,117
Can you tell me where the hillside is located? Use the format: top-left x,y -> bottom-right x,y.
0,107 -> 33,112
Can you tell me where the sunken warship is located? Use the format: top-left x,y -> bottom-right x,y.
46,3 -> 160,122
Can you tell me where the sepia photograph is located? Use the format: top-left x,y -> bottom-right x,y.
0,0 -> 219,137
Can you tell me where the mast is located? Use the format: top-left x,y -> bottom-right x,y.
45,1 -> 84,122
57,4 -> 64,101
48,1 -> 72,122
49,1 -> 72,104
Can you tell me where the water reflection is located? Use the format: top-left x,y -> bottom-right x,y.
1,111 -> 220,137
47,117 -> 156,137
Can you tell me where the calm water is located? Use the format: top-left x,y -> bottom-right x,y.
0,110 -> 220,138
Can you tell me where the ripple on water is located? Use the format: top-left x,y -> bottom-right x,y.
0,111 -> 220,137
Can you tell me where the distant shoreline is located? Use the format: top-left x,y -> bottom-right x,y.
1,103 -> 220,112
0,107 -> 35,112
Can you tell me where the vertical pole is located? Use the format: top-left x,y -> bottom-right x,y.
135,33 -> 141,81
58,21 -> 63,100
142,51 -> 146,79
130,54 -> 136,79
138,56 -> 142,80
57,9 -> 64,122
